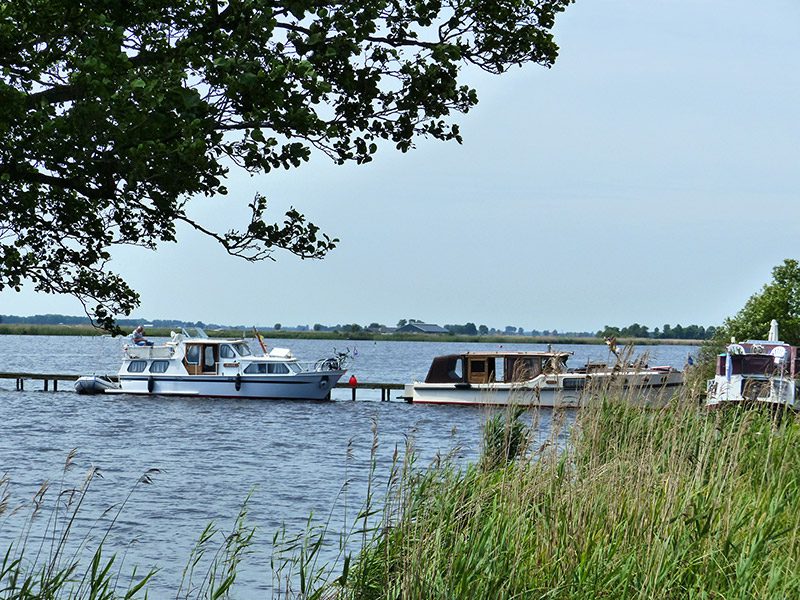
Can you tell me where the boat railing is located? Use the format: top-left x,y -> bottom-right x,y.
124,345 -> 175,359
304,357 -> 346,372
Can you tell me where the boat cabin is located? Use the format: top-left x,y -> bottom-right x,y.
423,351 -> 571,385
716,341 -> 798,379
182,340 -> 254,375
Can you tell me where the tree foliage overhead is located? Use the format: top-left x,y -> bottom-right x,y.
717,259 -> 800,347
690,259 -> 800,386
0,0 -> 572,330
596,323 -> 716,341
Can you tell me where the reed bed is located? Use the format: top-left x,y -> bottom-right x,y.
0,454 -> 253,599
326,394 -> 800,599
3,389 -> 799,599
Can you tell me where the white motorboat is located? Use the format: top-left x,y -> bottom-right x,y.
403,349 -> 683,407
706,320 -> 798,411
74,375 -> 119,395
105,328 -> 347,400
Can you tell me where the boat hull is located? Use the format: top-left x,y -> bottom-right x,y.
405,371 -> 683,407
112,370 -> 346,400
706,375 -> 798,411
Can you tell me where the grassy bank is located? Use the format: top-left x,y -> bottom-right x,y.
0,323 -> 701,346
6,389 -> 790,598
319,397 -> 800,599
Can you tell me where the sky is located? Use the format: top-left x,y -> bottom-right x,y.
3,0 -> 799,332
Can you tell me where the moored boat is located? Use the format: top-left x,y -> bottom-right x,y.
706,320 -> 798,411
103,328 -> 347,400
403,349 -> 683,407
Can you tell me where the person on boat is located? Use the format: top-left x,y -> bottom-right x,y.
132,325 -> 154,347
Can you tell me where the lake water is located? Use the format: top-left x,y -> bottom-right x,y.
0,335 -> 696,597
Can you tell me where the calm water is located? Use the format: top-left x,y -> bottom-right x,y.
0,336 -> 696,597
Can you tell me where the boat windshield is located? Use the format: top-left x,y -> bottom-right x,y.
182,327 -> 209,339
232,342 -> 252,357
718,354 -> 777,377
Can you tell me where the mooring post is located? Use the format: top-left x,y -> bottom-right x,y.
44,379 -> 49,391
349,374 -> 358,401
53,380 -> 58,392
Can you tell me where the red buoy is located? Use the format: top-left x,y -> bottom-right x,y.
348,375 -> 358,387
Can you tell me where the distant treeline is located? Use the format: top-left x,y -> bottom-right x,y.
0,314 -> 715,340
596,323 -> 716,340
443,323 -> 595,337
0,314 -> 229,329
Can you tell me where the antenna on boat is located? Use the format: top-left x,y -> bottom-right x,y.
253,327 -> 268,355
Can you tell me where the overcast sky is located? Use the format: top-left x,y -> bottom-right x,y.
3,0 -> 799,332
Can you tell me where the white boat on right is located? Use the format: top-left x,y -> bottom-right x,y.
706,320 -> 799,411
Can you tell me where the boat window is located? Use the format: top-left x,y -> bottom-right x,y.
127,360 -> 147,373
233,343 -> 252,357
450,358 -> 463,380
494,359 -> 503,381
468,358 -> 488,384
545,356 -> 565,374
487,357 -> 496,382
507,357 -> 542,381
220,345 -> 235,359
563,378 -> 585,390
740,355 -> 776,376
204,346 -> 216,368
149,360 -> 169,373
244,363 -> 266,374
286,362 -> 301,373
267,363 -> 289,374
425,355 -> 464,383
185,345 -> 200,365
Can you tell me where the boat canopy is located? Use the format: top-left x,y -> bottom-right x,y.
716,340 -> 797,378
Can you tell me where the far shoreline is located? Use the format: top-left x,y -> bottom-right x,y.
0,323 -> 704,346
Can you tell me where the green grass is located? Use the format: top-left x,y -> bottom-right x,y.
323,396 -> 800,599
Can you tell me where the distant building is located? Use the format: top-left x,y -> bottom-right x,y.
395,323 -> 450,334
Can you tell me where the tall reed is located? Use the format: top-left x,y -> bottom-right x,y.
0,455 -> 255,600
6,390 -> 799,599
0,452 -> 156,599
326,395 -> 800,599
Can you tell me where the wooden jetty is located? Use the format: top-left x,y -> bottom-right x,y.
0,372 -> 405,401
1,371 -> 75,392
